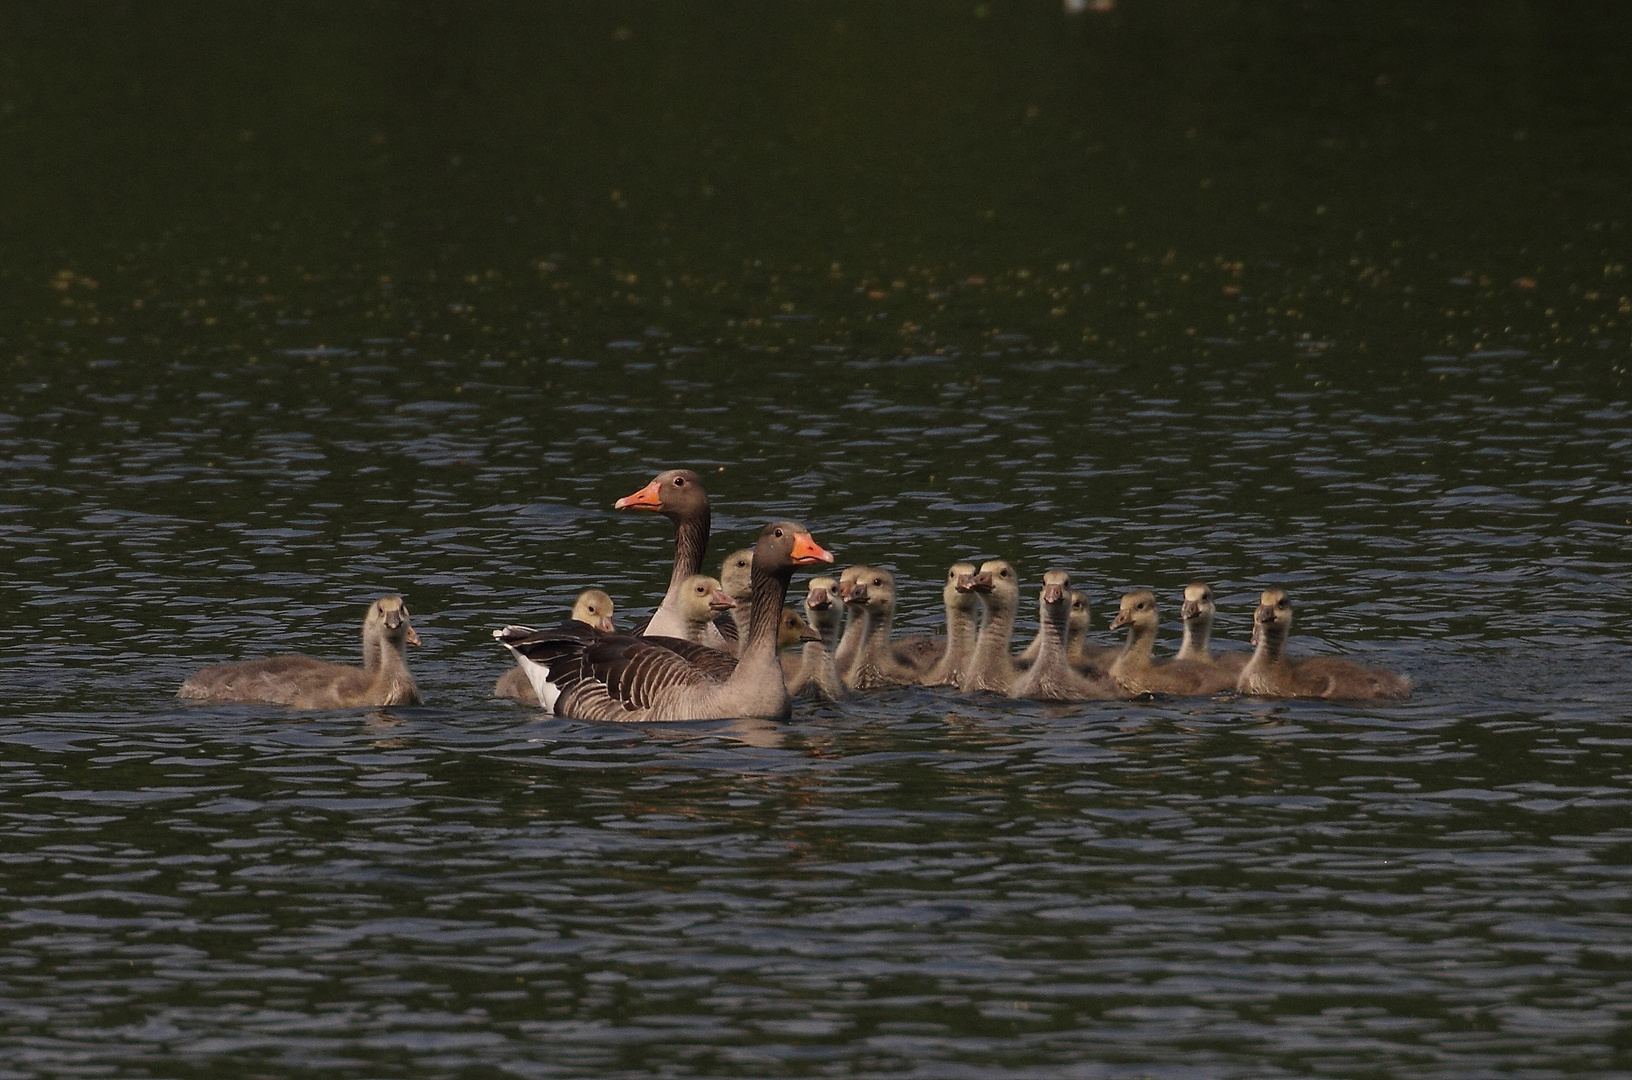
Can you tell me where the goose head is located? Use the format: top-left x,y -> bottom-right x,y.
613,468 -> 708,522
1252,587 -> 1292,646
778,607 -> 823,650
719,547 -> 755,604
1108,589 -> 1159,635
755,521 -> 834,575
944,561 -> 980,612
968,559 -> 1020,613
570,588 -> 616,633
803,575 -> 843,633
1180,582 -> 1215,625
369,595 -> 422,647
678,574 -> 736,629
1068,590 -> 1091,637
838,564 -> 872,606
848,566 -> 898,616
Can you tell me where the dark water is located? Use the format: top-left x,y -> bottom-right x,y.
3,2 -> 1631,1076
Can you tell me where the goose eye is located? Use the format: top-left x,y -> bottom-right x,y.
673,476 -> 685,486
774,528 -> 784,538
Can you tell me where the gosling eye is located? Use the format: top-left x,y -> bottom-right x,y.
872,577 -> 882,586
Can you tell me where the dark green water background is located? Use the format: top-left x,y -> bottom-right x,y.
2,2 -> 1631,1076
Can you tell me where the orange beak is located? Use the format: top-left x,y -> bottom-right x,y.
613,479 -> 663,511
406,626 -> 423,646
790,532 -> 834,565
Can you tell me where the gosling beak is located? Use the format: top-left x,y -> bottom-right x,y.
1251,604 -> 1276,646
798,623 -> 822,643
597,616 -> 614,633
789,532 -> 834,565
613,479 -> 663,511
967,571 -> 995,594
807,588 -> 832,609
405,625 -> 423,647
1041,583 -> 1065,604
1181,600 -> 1201,620
844,584 -> 869,605
953,573 -> 976,593
709,590 -> 737,613
1109,609 -> 1131,631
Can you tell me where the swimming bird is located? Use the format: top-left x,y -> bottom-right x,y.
920,562 -> 980,688
1010,570 -> 1121,701
959,559 -> 1021,694
788,575 -> 846,699
1174,582 -> 1248,677
718,546 -> 755,652
1107,590 -> 1235,696
493,522 -> 833,721
180,596 -> 422,708
613,468 -> 725,646
1236,588 -> 1412,700
842,566 -> 933,691
495,588 -> 615,703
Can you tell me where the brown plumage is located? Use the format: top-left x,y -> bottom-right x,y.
1107,590 -> 1235,697
959,559 -> 1021,695
1010,570 -> 1121,702
1174,581 -> 1248,677
495,588 -> 616,703
1236,588 -> 1412,700
494,522 -> 834,722
788,575 -> 846,700
920,562 -> 980,688
842,567 -> 934,691
180,596 -> 422,709
614,468 -> 725,646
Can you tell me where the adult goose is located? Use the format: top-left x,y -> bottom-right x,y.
920,562 -> 979,688
1107,590 -> 1235,696
1237,588 -> 1412,700
180,596 -> 422,708
959,559 -> 1021,695
495,588 -> 615,704
1175,582 -> 1248,677
1010,570 -> 1120,701
842,566 -> 933,691
493,522 -> 834,722
614,468 -> 728,648
788,575 -> 846,700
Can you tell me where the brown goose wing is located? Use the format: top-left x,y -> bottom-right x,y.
500,626 -> 719,717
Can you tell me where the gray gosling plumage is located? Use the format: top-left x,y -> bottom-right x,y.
1236,588 -> 1411,700
180,595 -> 422,709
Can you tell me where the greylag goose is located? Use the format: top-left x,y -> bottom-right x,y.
959,559 -> 1021,694
920,562 -> 979,687
717,546 -> 754,652
1010,570 -> 1121,701
832,564 -> 872,677
779,606 -> 825,681
180,595 -> 422,708
495,588 -> 615,703
842,567 -> 933,691
614,468 -> 728,647
788,575 -> 846,699
493,522 -> 834,721
1175,582 -> 1248,677
1237,588 -> 1412,700
1107,590 -> 1235,696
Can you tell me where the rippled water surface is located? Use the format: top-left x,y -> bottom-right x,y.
3,2 -> 1631,1076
